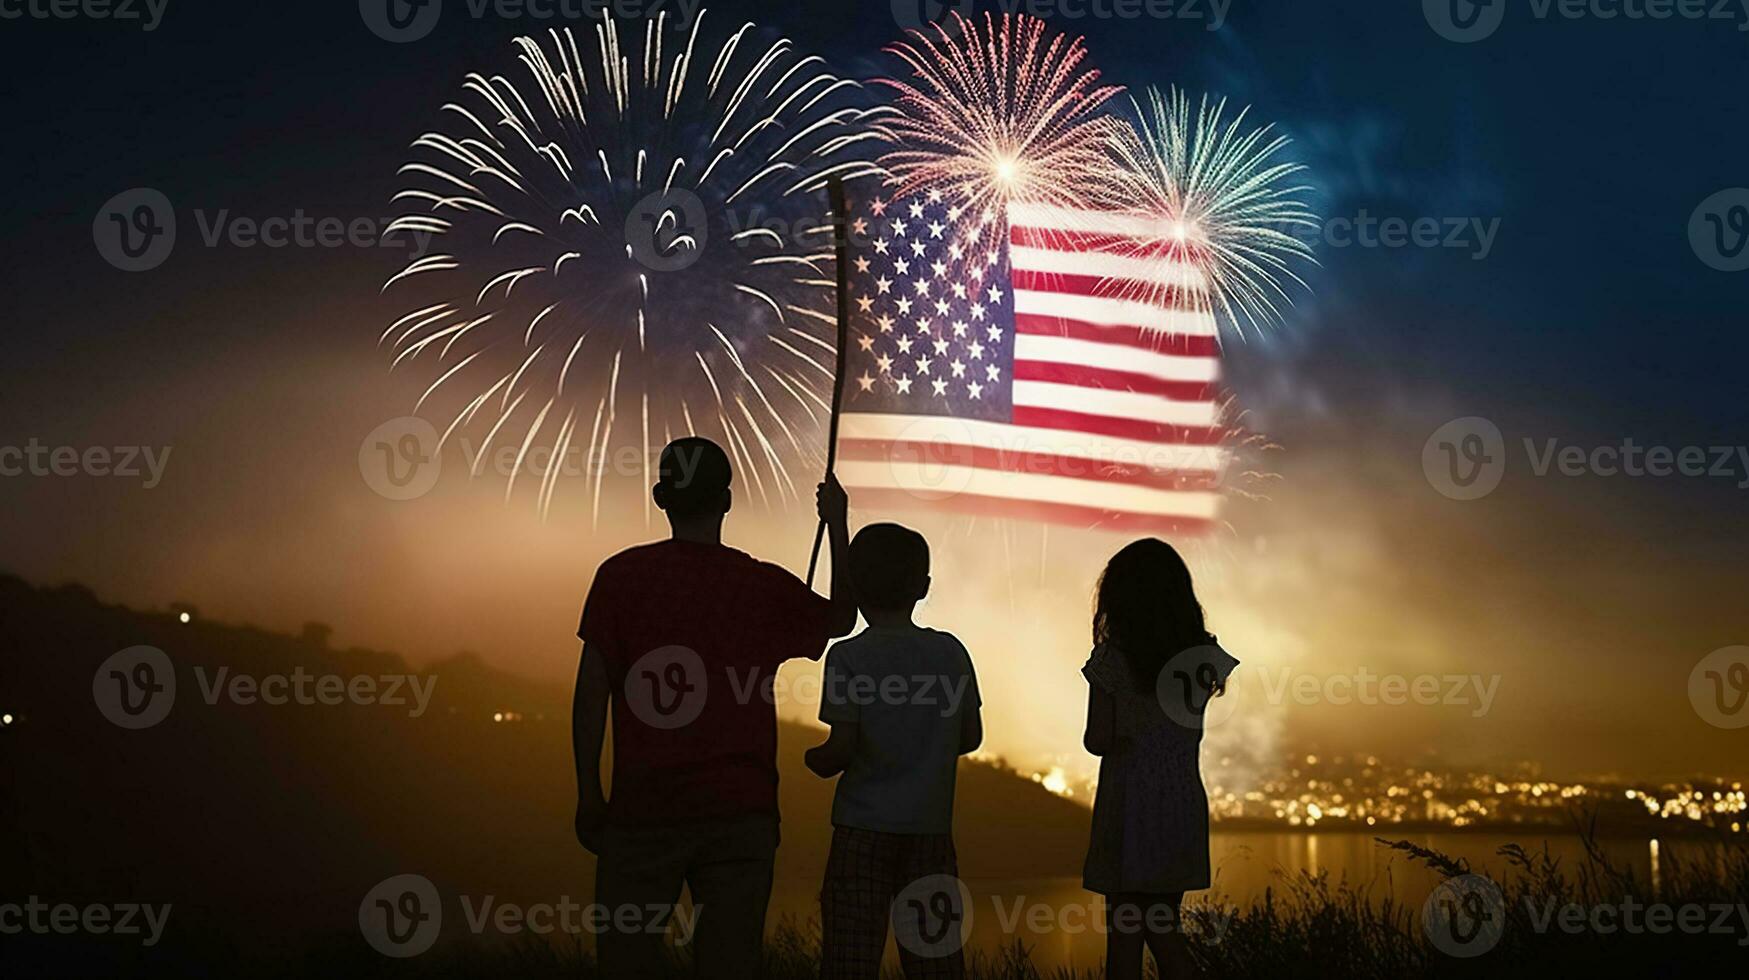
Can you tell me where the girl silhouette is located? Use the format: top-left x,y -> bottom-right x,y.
1081,539 -> 1238,980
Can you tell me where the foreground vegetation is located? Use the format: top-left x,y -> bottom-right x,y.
8,826 -> 1745,977
319,827 -> 1749,978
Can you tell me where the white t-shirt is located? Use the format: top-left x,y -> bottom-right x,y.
818,625 -> 980,835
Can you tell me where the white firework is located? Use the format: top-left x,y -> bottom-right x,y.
381,11 -> 883,519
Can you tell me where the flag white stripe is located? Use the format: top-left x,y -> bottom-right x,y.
1009,245 -> 1208,292
1012,290 -> 1219,337
838,414 -> 1228,472
1012,380 -> 1219,426
837,460 -> 1222,519
1013,335 -> 1220,383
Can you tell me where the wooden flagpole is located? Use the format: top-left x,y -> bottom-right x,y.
806,176 -> 852,589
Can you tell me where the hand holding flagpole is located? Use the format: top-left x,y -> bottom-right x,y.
806,177 -> 853,589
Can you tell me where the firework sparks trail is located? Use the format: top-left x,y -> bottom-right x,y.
380,11 -> 884,519
874,12 -> 1121,219
1098,86 -> 1320,340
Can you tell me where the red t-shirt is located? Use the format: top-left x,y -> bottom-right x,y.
578,540 -> 833,826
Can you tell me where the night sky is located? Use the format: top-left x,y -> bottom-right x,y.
3,0 -> 1746,779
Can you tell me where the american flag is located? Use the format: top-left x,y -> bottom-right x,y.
834,190 -> 1227,535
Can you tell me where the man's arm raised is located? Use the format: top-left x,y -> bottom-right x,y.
817,474 -> 857,638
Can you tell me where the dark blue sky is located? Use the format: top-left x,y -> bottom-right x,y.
7,1 -> 1745,436
2,0 -> 1745,774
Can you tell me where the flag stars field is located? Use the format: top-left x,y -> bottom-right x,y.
834,185 -> 1229,532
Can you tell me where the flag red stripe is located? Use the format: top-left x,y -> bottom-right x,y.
1010,226 -> 1211,262
1013,313 -> 1221,356
1011,360 -> 1216,402
1011,269 -> 1203,311
837,438 -> 1224,492
847,488 -> 1220,536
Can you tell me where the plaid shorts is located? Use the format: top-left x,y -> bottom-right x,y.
819,825 -> 965,980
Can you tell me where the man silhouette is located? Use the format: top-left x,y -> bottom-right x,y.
573,437 -> 856,978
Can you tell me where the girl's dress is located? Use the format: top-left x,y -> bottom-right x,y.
1081,640 -> 1239,895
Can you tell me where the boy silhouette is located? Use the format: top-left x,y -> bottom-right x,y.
573,437 -> 856,978
806,523 -> 982,979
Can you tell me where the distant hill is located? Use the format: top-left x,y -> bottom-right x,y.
0,573 -> 1088,964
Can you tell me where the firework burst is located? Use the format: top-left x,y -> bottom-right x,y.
874,12 -> 1121,218
1100,87 -> 1319,338
381,12 -> 883,519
